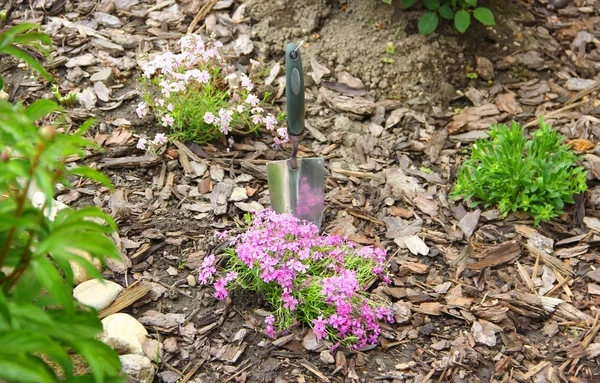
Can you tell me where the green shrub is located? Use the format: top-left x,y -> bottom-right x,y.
451,119 -> 588,225
381,0 -> 495,35
0,24 -> 124,383
138,34 -> 287,147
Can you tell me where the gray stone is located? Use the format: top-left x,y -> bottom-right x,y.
320,350 -> 335,364
92,38 -> 124,54
565,78 -> 596,91
94,81 -> 111,102
94,12 -> 123,28
190,161 -> 207,177
302,329 -> 321,351
66,67 -> 89,83
119,354 -> 155,383
233,34 -> 254,56
76,87 -> 97,110
65,53 -> 96,68
234,201 -> 264,212
90,68 -> 113,83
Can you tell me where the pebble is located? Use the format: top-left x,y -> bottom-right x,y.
564,78 -> 596,91
166,266 -> 178,276
119,354 -> 155,383
76,87 -> 97,110
65,53 -> 96,68
94,12 -> 123,28
229,186 -> 248,202
73,278 -> 123,311
141,338 -> 163,362
66,66 -> 89,83
70,249 -> 102,285
91,38 -> 124,54
320,350 -> 335,364
234,201 -> 264,212
94,81 -> 111,102
187,274 -> 197,287
302,329 -> 321,351
190,161 -> 208,177
100,313 -> 148,355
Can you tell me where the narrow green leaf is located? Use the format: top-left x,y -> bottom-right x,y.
0,353 -> 59,383
69,166 -> 113,189
71,339 -> 123,383
31,257 -> 73,312
24,99 -> 61,121
12,32 -> 53,47
454,10 -> 471,33
1,45 -> 52,81
418,12 -> 439,34
463,0 -> 477,6
381,0 -> 392,4
473,7 -> 495,25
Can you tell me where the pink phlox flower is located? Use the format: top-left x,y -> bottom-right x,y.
251,107 -> 264,114
250,58 -> 260,67
136,102 -> 148,118
228,137 -> 235,148
252,114 -> 262,125
153,133 -> 168,145
281,289 -> 298,311
225,271 -> 238,283
203,112 -> 216,124
286,259 -> 308,274
156,98 -> 165,107
273,137 -> 282,150
162,114 -> 174,127
196,69 -> 210,84
264,114 -> 277,130
213,277 -> 228,300
236,104 -> 244,113
241,74 -> 253,91
246,94 -> 260,106
136,137 -> 147,150
276,127 -> 288,140
214,230 -> 229,240
171,82 -> 186,93
167,103 -> 174,112
312,315 -> 327,340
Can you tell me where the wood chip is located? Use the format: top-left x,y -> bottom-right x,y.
467,240 -> 521,270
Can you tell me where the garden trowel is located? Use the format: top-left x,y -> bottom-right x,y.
266,42 -> 325,228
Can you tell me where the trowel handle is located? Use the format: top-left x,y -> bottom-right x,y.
285,42 -> 305,137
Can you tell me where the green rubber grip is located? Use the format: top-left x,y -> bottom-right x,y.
285,42 -> 305,137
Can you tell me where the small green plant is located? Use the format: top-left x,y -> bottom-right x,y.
385,41 -> 396,55
420,166 -> 432,174
138,34 -> 287,148
0,24 -> 124,383
382,0 -> 495,35
466,71 -> 478,79
51,84 -> 77,107
451,119 -> 588,225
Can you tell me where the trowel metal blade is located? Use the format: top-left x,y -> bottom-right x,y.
266,157 -> 325,228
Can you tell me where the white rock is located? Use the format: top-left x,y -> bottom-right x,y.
187,274 -> 197,287
229,187 -> 247,202
234,201 -> 264,212
190,161 -> 207,177
119,354 -> 155,383
73,279 -> 123,311
100,313 -> 148,355
302,329 -> 321,351
94,12 -> 123,28
404,235 -> 429,256
65,53 -> 96,68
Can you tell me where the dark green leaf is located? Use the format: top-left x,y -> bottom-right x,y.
0,353 -> 59,383
473,7 -> 495,25
71,339 -> 123,383
31,257 -> 73,312
418,12 -> 439,34
463,0 -> 476,6
401,0 -> 416,8
439,5 -> 454,19
454,10 -> 471,33
424,0 -> 440,10
1,46 -> 52,81
24,99 -> 61,121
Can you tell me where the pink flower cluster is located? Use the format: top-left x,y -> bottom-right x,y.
136,132 -> 168,151
138,34 -> 288,147
198,210 -> 395,348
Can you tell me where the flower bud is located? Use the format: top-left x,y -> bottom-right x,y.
40,126 -> 56,140
0,152 -> 9,162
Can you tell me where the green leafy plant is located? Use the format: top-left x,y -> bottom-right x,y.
451,119 -> 588,225
0,24 -> 125,383
51,84 -> 77,107
382,0 -> 495,35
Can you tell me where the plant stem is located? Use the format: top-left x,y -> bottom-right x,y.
0,143 -> 44,270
